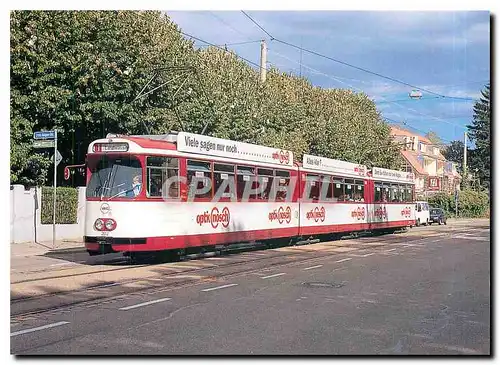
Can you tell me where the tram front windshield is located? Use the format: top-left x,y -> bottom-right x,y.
86,155 -> 142,199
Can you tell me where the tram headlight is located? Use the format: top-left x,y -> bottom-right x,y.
105,219 -> 116,231
94,219 -> 104,231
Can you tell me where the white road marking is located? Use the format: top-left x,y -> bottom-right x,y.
49,262 -> 76,267
335,258 -> 352,263
303,265 -> 323,271
93,283 -> 121,289
119,298 -> 171,311
383,248 -> 397,253
11,321 -> 70,337
261,273 -> 286,279
201,283 -> 238,292
349,253 -> 375,258
454,235 -> 489,241
423,343 -> 483,355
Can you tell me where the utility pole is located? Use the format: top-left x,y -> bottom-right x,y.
260,40 -> 267,83
463,132 -> 468,187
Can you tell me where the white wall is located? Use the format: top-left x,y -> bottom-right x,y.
10,185 -> 86,244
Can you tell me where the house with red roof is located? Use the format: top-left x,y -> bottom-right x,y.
390,126 -> 461,197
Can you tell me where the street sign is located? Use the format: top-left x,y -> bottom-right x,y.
53,150 -> 63,166
64,167 -> 70,180
33,140 -> 55,148
34,131 -> 56,140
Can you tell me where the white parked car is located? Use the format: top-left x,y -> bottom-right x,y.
414,201 -> 430,226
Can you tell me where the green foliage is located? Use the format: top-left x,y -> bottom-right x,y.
467,83 -> 490,190
442,140 -> 464,170
41,187 -> 78,224
11,11 -> 404,186
428,189 -> 489,218
425,131 -> 442,145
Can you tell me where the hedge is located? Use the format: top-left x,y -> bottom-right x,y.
41,187 -> 78,224
428,189 -> 489,218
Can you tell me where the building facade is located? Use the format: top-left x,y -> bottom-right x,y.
391,126 -> 461,197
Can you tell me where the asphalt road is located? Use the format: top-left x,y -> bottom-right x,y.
11,224 -> 490,355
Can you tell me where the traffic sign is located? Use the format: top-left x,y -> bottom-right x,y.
33,140 -> 55,148
53,150 -> 63,166
64,167 -> 70,180
34,131 -> 56,140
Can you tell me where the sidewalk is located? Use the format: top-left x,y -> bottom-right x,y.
10,239 -> 85,258
446,218 -> 490,226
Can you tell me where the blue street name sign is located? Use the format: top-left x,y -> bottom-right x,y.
34,131 -> 56,140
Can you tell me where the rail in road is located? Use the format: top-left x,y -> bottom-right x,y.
10,223 -> 490,355
11,223 -> 488,319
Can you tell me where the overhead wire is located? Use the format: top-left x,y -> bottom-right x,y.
175,15 -> 469,140
179,30 -> 267,71
241,11 -> 478,102
270,49 -> 467,134
197,40 -> 263,47
241,10 -> 274,39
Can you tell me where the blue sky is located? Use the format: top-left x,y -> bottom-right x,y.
166,11 -> 490,144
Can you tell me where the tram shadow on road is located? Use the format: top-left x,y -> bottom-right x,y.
38,226 -> 417,267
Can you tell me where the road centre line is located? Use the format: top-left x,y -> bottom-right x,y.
11,321 -> 70,337
303,265 -> 323,271
335,258 -> 352,263
49,262 -> 76,267
93,283 -> 121,289
119,298 -> 171,311
349,253 -> 375,258
201,283 -> 238,292
261,273 -> 286,279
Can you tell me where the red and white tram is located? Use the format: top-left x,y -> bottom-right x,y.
84,132 -> 415,257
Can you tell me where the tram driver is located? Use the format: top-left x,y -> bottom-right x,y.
129,175 -> 142,197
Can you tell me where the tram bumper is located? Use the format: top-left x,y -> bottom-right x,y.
85,236 -> 148,255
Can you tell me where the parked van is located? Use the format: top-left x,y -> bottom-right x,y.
415,201 -> 430,226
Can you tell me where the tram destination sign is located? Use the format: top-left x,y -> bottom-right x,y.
177,132 -> 294,167
33,140 -> 55,149
34,131 -> 56,140
303,154 -> 367,178
372,166 -> 415,183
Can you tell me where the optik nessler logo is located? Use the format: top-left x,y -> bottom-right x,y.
159,175 -> 358,203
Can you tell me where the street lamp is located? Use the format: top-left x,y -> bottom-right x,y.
409,90 -> 423,99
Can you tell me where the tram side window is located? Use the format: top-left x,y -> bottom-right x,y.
405,184 -> 414,202
344,179 -> 355,201
381,184 -> 390,202
274,170 -> 290,201
333,178 -> 344,201
389,183 -> 399,202
236,165 -> 255,199
254,168 -> 274,200
354,180 -> 365,202
187,160 -> 212,199
400,185 -> 407,202
320,175 -> 334,201
213,163 -> 236,198
374,181 -> 385,202
146,156 -> 179,198
306,174 -> 320,200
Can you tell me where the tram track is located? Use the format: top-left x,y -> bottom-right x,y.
11,227 -> 448,286
10,229 -> 464,318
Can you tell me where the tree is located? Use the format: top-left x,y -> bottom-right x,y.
467,83 -> 490,190
442,140 -> 464,172
425,131 -> 442,146
10,11 -> 197,186
10,10 -> 405,186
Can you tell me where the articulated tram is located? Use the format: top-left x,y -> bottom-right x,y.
84,132 -> 415,257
